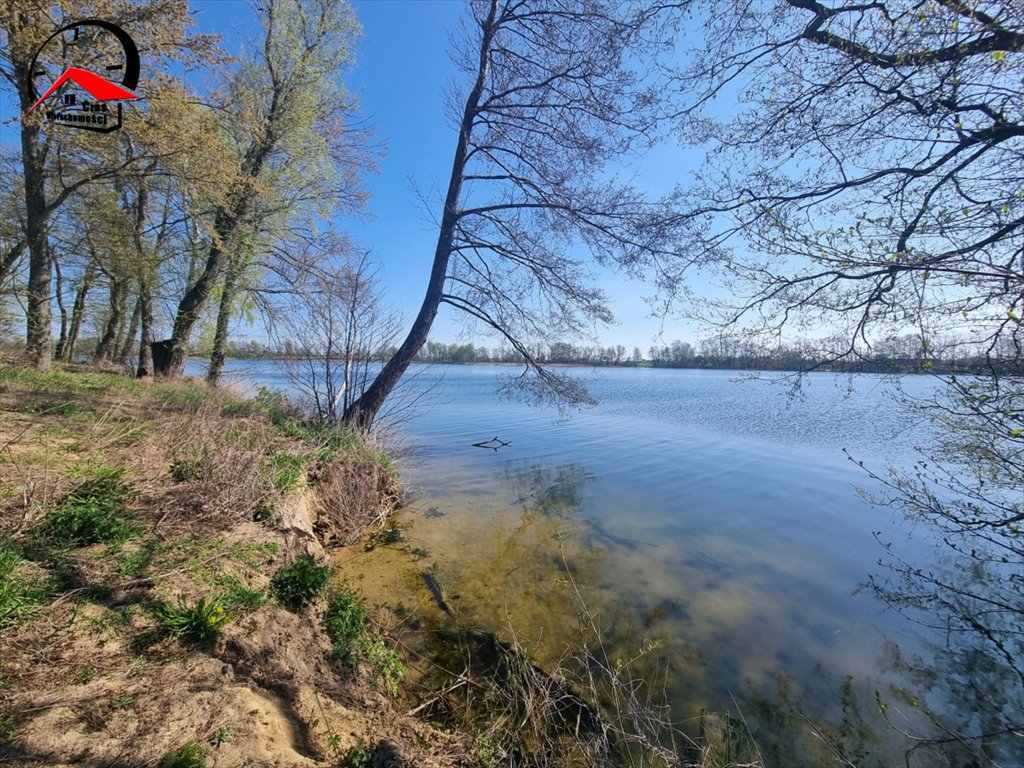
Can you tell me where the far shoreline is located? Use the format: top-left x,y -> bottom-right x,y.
197,355 -> 978,377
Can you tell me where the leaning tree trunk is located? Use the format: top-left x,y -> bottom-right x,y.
94,278 -> 125,362
165,136 -> 275,377
164,238 -> 224,376
64,258 -> 97,363
342,1 -> 497,431
206,257 -> 243,386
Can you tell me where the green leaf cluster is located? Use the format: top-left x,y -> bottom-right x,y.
322,589 -> 368,664
269,554 -> 330,611
155,595 -> 229,642
37,468 -> 137,546
322,588 -> 404,696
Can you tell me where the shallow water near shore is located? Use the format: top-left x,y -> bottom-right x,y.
200,360 -> 1012,764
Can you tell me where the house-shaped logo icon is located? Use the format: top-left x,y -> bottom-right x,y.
26,20 -> 140,133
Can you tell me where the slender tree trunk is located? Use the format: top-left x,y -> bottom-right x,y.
112,283 -> 131,356
206,257 -> 243,385
118,291 -> 142,363
53,250 -> 69,360
18,79 -> 51,368
127,165 -> 155,376
65,258 -> 97,363
136,279 -> 154,377
95,279 -> 125,362
343,0 -> 498,430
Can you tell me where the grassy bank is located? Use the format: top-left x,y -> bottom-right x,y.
0,363 -> 477,767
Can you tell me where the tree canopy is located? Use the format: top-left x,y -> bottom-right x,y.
342,0 -> 693,428
672,0 -> 1022,361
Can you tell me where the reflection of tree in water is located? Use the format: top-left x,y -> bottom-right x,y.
838,375 -> 1024,766
867,540 -> 1023,767
735,539 -> 1023,767
469,459 -> 1024,765
506,462 -> 595,519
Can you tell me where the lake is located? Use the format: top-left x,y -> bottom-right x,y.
196,360 -> 1007,765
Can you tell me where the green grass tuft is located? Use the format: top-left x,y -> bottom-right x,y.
218,574 -> 265,615
263,452 -> 307,492
155,595 -> 228,642
160,741 -> 208,768
0,545 -> 51,632
36,467 -> 137,547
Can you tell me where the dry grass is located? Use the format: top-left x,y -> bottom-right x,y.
313,455 -> 400,546
159,395 -> 277,531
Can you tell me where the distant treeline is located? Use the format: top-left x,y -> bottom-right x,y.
170,335 -> 1019,376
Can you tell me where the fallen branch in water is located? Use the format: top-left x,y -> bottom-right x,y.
472,436 -> 510,451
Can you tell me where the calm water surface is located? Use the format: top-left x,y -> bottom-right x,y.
206,360 -> 978,763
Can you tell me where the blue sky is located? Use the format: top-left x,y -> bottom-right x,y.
190,0 -> 705,351
0,1 -> 705,351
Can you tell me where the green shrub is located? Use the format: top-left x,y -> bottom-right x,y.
360,634 -> 405,696
155,596 -> 228,642
323,590 -> 368,665
0,545 -> 50,632
160,741 -> 208,768
37,469 -> 137,546
269,555 -> 330,611
254,387 -> 293,425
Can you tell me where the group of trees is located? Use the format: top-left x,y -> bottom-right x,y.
159,328 -> 1012,375
1,0 -> 370,382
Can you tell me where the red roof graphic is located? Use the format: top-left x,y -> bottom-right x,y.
27,66 -> 138,114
